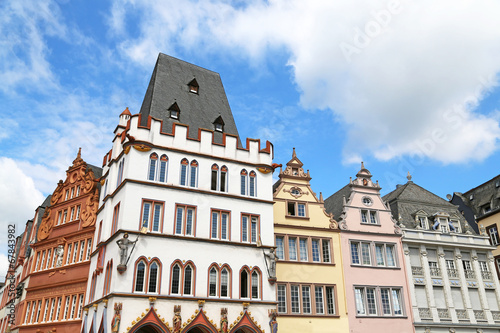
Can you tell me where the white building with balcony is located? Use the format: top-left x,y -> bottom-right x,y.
384,175 -> 500,333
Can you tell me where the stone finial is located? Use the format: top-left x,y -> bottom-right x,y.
319,192 -> 324,202
361,161 -> 365,169
292,147 -> 296,158
407,171 -> 412,182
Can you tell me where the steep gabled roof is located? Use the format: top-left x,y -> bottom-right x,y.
139,53 -> 240,144
324,184 -> 351,222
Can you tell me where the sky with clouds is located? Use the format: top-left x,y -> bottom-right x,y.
1,0 -> 500,278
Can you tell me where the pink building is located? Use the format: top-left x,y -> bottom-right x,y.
324,163 -> 414,333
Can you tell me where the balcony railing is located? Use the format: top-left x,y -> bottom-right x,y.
447,268 -> 459,278
464,269 -> 476,279
412,266 -> 424,276
438,308 -> 451,320
429,267 -> 441,277
456,309 -> 469,320
481,270 -> 492,280
492,311 -> 500,321
474,310 -> 486,321
418,308 -> 432,319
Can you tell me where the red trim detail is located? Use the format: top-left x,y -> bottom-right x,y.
129,308 -> 171,333
182,310 -> 218,333
229,311 -> 263,333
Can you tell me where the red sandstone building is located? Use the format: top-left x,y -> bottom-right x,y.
12,150 -> 101,333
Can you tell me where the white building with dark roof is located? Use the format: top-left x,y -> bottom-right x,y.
384,176 -> 500,333
83,54 -> 276,333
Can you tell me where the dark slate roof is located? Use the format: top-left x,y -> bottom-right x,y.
324,184 -> 352,221
139,53 -> 240,145
383,181 -> 471,232
88,164 -> 103,179
455,174 -> 500,219
40,194 -> 52,208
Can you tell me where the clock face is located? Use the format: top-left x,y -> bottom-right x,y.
362,196 -> 372,206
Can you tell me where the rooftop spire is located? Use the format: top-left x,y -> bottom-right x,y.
407,171 -> 412,182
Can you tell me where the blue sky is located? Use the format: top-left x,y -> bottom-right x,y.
1,0 -> 500,277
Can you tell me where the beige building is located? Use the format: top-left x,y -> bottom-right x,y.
273,149 -> 349,332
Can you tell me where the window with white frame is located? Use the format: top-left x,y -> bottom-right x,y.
276,235 -> 332,263
147,153 -> 168,182
240,169 -> 256,196
175,205 -> 196,236
179,159 -> 198,187
211,164 -> 228,192
211,210 -> 230,240
487,225 -> 500,245
351,241 -> 397,268
116,159 -> 124,188
417,216 -> 428,229
241,214 -> 259,243
276,236 -> 284,260
361,210 -> 378,224
278,283 -> 336,316
141,200 -> 163,232
287,201 -> 307,217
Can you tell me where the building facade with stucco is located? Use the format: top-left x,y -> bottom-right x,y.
272,149 -> 349,332
325,163 -> 414,333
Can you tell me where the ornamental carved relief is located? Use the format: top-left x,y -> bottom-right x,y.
38,150 -> 97,241
80,189 -> 99,227
284,186 -> 308,198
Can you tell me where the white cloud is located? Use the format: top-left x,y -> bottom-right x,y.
0,158 -> 45,279
109,0 -> 500,164
0,254 -> 9,281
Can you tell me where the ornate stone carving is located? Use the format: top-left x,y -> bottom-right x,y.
220,308 -> 228,333
37,208 -> 53,241
420,250 -> 428,257
438,252 -> 445,258
80,189 -> 99,227
268,309 -> 278,333
404,250 -> 410,256
173,305 -> 182,333
283,186 -> 307,198
455,254 -> 462,260
133,144 -> 152,152
111,303 -> 122,333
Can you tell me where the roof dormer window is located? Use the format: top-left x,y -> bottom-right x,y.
213,115 -> 224,133
169,102 -> 181,120
188,78 -> 199,94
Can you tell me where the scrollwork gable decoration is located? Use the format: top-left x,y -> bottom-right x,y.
81,189 -> 100,227
38,207 -> 54,241
283,186 -> 308,198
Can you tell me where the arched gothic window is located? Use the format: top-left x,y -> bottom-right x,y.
148,153 -> 158,181
135,261 -> 146,292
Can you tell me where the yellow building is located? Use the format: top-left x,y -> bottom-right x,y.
273,149 -> 349,332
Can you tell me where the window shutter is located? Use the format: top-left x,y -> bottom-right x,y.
415,286 -> 428,307
433,287 -> 446,308
469,289 -> 482,310
451,288 -> 464,309
486,290 -> 499,311
410,248 -> 421,266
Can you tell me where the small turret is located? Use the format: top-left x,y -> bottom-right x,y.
119,107 -> 131,127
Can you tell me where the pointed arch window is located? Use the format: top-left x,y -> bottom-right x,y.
180,158 -> 189,186
135,261 -> 146,292
209,267 -> 218,296
249,171 -> 256,197
211,164 -> 219,191
221,267 -> 229,297
240,269 -> 249,298
184,264 -> 193,295
251,271 -> 259,299
190,160 -> 198,187
148,153 -> 158,181
240,169 -> 248,195
158,155 -> 168,182
171,264 -> 181,294
148,262 -> 159,293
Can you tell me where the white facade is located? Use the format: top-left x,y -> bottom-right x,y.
403,228 -> 500,333
83,113 -> 275,333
